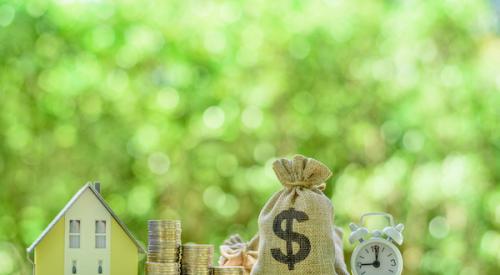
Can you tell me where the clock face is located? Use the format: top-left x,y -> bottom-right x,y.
352,240 -> 402,275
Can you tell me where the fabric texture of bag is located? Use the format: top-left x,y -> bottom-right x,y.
251,155 -> 340,274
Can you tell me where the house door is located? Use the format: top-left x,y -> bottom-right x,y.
64,190 -> 111,275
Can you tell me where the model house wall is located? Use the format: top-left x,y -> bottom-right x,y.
34,218 -> 65,275
110,218 -> 139,274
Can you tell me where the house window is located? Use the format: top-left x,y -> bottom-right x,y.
95,220 -> 106,248
69,220 -> 80,248
72,260 -> 77,274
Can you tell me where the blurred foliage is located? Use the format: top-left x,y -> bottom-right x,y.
0,0 -> 499,274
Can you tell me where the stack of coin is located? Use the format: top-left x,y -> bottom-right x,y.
146,220 -> 182,275
181,244 -> 214,275
146,262 -> 181,274
211,266 -> 245,275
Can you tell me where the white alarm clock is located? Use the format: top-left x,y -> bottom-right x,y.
349,212 -> 404,275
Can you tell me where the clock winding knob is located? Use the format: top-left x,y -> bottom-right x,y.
349,223 -> 369,244
383,223 -> 404,245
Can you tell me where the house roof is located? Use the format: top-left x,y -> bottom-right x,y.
27,183 -> 146,254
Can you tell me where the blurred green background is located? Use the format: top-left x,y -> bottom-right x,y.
0,0 -> 499,274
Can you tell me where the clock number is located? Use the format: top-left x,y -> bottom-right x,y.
371,245 -> 380,253
391,259 -> 396,266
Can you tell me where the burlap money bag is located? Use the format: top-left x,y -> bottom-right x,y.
219,234 -> 259,275
251,155 -> 338,274
333,227 -> 349,275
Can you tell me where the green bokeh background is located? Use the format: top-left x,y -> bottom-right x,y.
0,0 -> 499,274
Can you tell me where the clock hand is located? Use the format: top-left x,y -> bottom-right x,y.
373,245 -> 381,268
358,262 -> 375,268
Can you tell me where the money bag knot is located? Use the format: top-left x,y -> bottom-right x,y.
272,155 -> 332,190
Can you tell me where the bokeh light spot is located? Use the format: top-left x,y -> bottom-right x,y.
203,106 -> 225,129
0,5 -> 15,27
253,143 -> 275,164
26,1 -> 48,17
156,88 -> 180,111
202,188 -> 241,217
241,106 -> 263,129
204,31 -> 226,54
218,194 -> 240,217
148,152 -> 170,175
479,231 -> 500,261
134,125 -> 160,153
108,194 -> 127,216
0,247 -> 14,274
440,155 -> 467,197
381,121 -> 402,144
288,37 -> 310,59
411,163 -> 442,207
104,70 -> 129,99
403,130 -> 425,152
203,186 -> 225,210
429,216 -> 449,239
90,25 -> 115,51
127,185 -> 153,216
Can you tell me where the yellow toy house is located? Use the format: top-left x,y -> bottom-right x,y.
27,182 -> 146,275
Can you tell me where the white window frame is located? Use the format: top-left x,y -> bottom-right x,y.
95,220 -> 106,249
69,220 -> 80,249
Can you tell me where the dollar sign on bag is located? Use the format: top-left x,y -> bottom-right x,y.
271,208 -> 311,270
